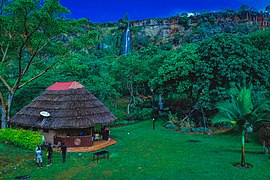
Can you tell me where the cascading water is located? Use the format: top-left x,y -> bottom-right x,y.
123,22 -> 131,55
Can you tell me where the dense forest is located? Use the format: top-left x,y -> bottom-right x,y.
1,0 -> 270,128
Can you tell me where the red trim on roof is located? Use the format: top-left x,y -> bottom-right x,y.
46,81 -> 84,90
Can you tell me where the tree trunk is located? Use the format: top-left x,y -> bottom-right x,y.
241,130 -> 246,167
1,105 -> 7,129
7,92 -> 14,124
245,131 -> 249,143
127,103 -> 130,115
1,92 -> 14,129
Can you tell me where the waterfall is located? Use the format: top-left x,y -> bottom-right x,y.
123,22 -> 131,55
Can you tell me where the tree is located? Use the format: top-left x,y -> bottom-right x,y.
248,28 -> 270,51
0,0 -> 84,128
112,52 -> 148,114
239,4 -> 251,20
196,33 -> 269,111
153,44 -> 198,100
56,54 -> 119,101
266,5 -> 270,15
211,87 -> 270,167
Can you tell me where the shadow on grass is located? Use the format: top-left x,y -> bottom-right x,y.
225,149 -> 265,154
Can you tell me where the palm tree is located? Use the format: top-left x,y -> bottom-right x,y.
211,87 -> 270,167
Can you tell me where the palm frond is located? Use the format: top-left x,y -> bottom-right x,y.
211,115 -> 233,124
215,101 -> 239,119
237,87 -> 252,116
253,100 -> 270,114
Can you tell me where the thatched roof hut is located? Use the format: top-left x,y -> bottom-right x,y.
10,81 -> 116,146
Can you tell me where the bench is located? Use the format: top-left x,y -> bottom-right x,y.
93,150 -> 109,162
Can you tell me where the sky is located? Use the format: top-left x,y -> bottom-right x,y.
60,0 -> 270,23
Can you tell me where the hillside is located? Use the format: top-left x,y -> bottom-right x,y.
96,9 -> 270,50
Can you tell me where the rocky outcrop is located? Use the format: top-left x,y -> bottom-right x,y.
98,11 -> 270,48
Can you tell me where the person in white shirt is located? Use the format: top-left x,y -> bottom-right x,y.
36,145 -> 43,169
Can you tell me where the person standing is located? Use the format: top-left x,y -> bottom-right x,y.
61,143 -> 67,163
47,143 -> 53,166
105,127 -> 110,141
36,145 -> 43,169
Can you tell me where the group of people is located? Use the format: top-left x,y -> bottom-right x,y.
92,127 -> 111,141
35,143 -> 67,169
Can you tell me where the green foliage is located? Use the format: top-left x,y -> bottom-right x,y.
2,3 -> 270,130
191,127 -> 210,133
0,128 -> 42,150
211,86 -> 270,166
168,111 -> 178,121
110,120 -> 138,127
127,105 -> 145,120
140,108 -> 152,119
0,0 -> 93,128
248,28 -> 270,51
154,44 -> 198,98
105,99 -> 128,122
181,127 -> 191,133
164,121 -> 179,130
196,33 -> 269,111
212,87 -> 270,127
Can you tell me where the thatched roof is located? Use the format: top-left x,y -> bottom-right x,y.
10,81 -> 117,129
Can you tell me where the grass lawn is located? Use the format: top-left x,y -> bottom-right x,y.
1,120 -> 270,179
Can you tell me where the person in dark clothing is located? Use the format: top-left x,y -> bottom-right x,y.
61,143 -> 67,163
47,143 -> 53,166
104,127 -> 110,141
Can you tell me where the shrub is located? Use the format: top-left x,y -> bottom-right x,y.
112,120 -> 129,126
0,128 -> 42,150
191,127 -> 211,133
181,127 -> 191,133
140,108 -> 152,119
164,121 -> 179,130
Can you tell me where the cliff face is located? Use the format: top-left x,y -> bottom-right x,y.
98,11 -> 270,49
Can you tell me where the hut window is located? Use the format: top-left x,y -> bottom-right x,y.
43,129 -> 49,133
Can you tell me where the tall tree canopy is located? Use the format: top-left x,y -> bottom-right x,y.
196,33 -> 270,111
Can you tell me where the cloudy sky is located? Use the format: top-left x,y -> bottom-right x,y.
60,0 -> 270,23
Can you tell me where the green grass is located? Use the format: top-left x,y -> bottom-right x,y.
1,120 -> 270,179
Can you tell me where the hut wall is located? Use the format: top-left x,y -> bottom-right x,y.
54,136 -> 92,147
41,129 -> 57,143
17,125 -> 94,147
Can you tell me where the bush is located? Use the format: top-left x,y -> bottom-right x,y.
181,127 -> 191,133
164,121 -> 179,130
191,127 -> 211,133
110,120 -> 139,127
113,120 -> 129,126
0,128 -> 42,150
140,108 -> 152,119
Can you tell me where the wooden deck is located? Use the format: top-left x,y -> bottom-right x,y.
66,138 -> 117,152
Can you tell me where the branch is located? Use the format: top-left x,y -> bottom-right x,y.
23,10 -> 28,37
20,41 -> 41,77
21,38 -> 53,78
28,18 -> 43,39
1,31 -> 12,63
0,75 -> 12,92
1,42 -> 10,63
18,18 -> 44,76
18,61 -> 58,89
